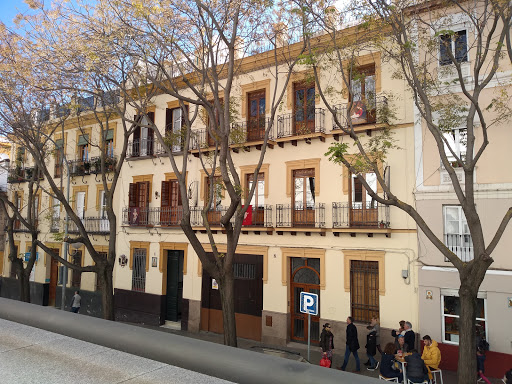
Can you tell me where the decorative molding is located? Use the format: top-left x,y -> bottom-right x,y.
281,247 -> 326,289
240,79 -> 271,118
239,164 -> 270,200
343,249 -> 385,295
129,241 -> 151,272
285,159 -> 321,197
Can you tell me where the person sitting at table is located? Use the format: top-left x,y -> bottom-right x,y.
421,335 -> 441,381
405,349 -> 429,383
380,342 -> 403,382
395,334 -> 409,355
391,320 -> 406,344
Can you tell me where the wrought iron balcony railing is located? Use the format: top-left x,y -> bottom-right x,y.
68,217 -> 110,234
158,206 -> 184,227
154,140 -> 184,155
277,108 -> 325,139
13,218 -> 38,233
8,166 -> 43,183
127,138 -> 155,158
50,217 -> 60,233
332,202 -> 390,228
89,156 -> 117,174
331,95 -> 388,131
231,118 -> 274,144
69,159 -> 92,177
276,203 -> 325,228
122,207 -> 158,227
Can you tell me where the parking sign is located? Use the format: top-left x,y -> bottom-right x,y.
299,292 -> 318,316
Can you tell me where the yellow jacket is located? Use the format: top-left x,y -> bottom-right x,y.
422,340 -> 441,378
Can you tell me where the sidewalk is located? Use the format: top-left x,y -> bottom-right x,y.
133,322 -> 501,384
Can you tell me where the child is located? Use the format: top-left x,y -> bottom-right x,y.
477,347 -> 491,384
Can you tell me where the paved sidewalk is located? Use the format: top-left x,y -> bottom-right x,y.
0,318 -> 232,384
134,322 -> 503,384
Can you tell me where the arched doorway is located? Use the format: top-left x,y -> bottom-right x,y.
290,257 -> 320,343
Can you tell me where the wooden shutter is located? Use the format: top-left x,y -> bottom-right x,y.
170,180 -> 182,207
129,183 -> 138,207
133,115 -> 141,140
138,181 -> 150,208
161,181 -> 171,208
165,109 -> 173,135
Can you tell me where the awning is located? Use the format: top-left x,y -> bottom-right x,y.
103,129 -> 114,141
77,134 -> 89,146
55,139 -> 64,149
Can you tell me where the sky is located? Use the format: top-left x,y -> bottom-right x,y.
0,0 -> 31,27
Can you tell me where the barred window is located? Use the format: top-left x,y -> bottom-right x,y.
233,263 -> 255,280
350,260 -> 379,323
132,248 -> 147,292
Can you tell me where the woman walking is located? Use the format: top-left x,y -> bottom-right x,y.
320,323 -> 334,368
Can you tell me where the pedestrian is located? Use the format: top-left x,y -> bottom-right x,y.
319,323 -> 334,368
365,325 -> 378,371
421,335 -> 441,381
477,347 -> 492,384
339,316 -> 360,372
391,320 -> 405,344
380,342 -> 403,382
405,349 -> 429,383
395,334 -> 409,355
370,316 -> 382,354
70,290 -> 81,313
403,321 -> 416,350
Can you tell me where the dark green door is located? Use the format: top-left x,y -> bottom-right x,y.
166,250 -> 184,322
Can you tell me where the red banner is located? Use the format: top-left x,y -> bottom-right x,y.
242,205 -> 253,226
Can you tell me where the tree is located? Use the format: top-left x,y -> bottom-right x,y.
83,0 -> 307,346
300,0 -> 512,382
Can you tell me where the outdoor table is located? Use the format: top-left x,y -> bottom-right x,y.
395,352 -> 412,383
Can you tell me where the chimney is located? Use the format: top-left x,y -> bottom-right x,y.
273,22 -> 287,48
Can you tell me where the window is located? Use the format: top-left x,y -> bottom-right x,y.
206,99 -> 223,147
77,134 -> 89,162
70,250 -> 82,288
350,260 -> 379,323
350,172 -> 378,227
442,128 -> 467,168
443,205 -> 473,261
132,112 -> 155,157
293,168 -> 315,227
166,107 -> 186,152
247,91 -> 266,141
205,175 -> 222,211
128,182 -> 150,225
246,173 -> 265,226
160,179 -> 182,226
350,65 -> 376,124
439,30 -> 468,66
132,248 -> 147,292
293,83 -> 315,135
442,294 -> 486,345
103,129 -> 114,158
54,139 -> 64,178
99,191 -> 110,232
51,197 -> 60,232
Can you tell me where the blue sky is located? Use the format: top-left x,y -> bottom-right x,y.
0,0 -> 31,27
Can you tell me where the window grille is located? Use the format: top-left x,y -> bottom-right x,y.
132,248 -> 147,292
233,263 -> 255,280
350,260 -> 379,323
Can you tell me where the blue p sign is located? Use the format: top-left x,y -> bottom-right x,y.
300,292 -> 318,316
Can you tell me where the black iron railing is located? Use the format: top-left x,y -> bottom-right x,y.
127,139 -> 155,158
276,204 -> 325,228
241,205 -> 273,227
231,118 -> 273,144
277,108 -> 325,138
332,202 -> 390,228
68,217 -> 110,234
154,140 -> 184,155
189,129 -> 217,150
50,217 -> 60,233
89,156 -> 117,174
122,207 -> 158,226
69,159 -> 92,177
331,95 -> 388,131
7,166 -> 43,183
158,206 -> 184,226
13,218 -> 37,233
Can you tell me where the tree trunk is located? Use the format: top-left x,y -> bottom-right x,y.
19,269 -> 30,303
457,283 -> 477,384
218,272 -> 237,347
99,263 -> 115,321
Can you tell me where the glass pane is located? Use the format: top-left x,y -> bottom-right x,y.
248,180 -> 255,206
458,129 -> 467,158
443,131 -> 457,161
294,286 -> 304,314
444,296 -> 460,316
291,257 -> 305,273
294,177 -> 304,208
295,89 -> 304,122
306,177 -> 315,207
250,99 -> 257,117
259,98 -> 265,116
365,75 -> 376,108
294,268 -> 320,285
351,79 -> 362,101
476,320 -> 486,342
306,88 -> 315,120
257,180 -> 265,207
455,31 -> 468,62
444,316 -> 459,343
445,206 -> 460,222
476,298 -> 485,319
307,258 -> 320,274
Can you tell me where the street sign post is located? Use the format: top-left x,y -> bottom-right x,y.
299,292 -> 318,362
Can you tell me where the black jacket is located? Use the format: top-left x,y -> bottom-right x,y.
395,341 -> 409,354
320,329 -> 334,352
366,330 -> 377,356
404,352 -> 428,379
404,329 -> 415,350
346,323 -> 360,352
380,353 -> 397,378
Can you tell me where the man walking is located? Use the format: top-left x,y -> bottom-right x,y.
340,316 -> 360,372
70,290 -> 81,313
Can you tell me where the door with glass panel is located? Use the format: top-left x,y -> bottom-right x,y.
246,173 -> 265,226
349,172 -> 378,227
293,169 -> 315,227
247,91 -> 266,141
290,257 -> 320,344
99,191 -> 110,232
294,83 -> 315,135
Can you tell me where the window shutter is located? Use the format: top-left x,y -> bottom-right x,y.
129,183 -> 137,207
161,181 -> 170,208
138,181 -> 150,208
165,108 -> 173,134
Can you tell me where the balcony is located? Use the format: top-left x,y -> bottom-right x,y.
189,129 -> 214,152
159,206 -> 183,226
7,166 -> 43,183
332,202 -> 390,236
89,156 -> 117,174
331,96 -> 388,139
154,141 -> 184,156
13,218 -> 37,233
127,138 -> 155,158
230,118 -> 275,151
276,108 -> 325,146
68,217 -> 110,235
444,233 -> 474,262
276,204 -> 325,234
122,207 -> 157,227
50,217 -> 60,233
69,159 -> 92,177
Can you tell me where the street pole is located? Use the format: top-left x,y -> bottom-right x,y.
307,313 -> 311,362
60,144 -> 71,311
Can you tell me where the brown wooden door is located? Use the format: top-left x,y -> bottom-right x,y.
294,83 -> 315,135
246,173 -> 265,226
247,92 -> 266,141
292,169 -> 315,227
48,249 -> 59,306
161,180 -> 182,226
290,258 -> 320,344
